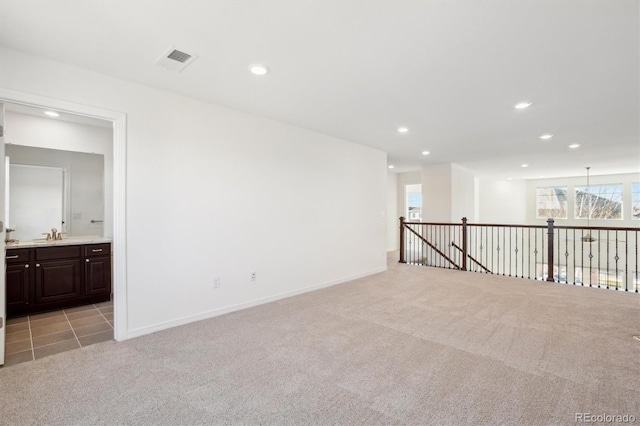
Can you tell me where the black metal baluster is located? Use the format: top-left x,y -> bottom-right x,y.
520,228 -> 524,278
556,228 -> 560,282
509,227 -> 513,276
563,229 -> 568,284
492,226 -> 495,274
413,224 -> 416,265
615,230 -> 619,290
439,224 -> 443,268
606,230 -> 610,289
533,228 -> 538,278
512,227 -> 516,277
625,230 -> 628,292
437,224 -> 440,268
597,229 -> 601,288
581,229 -> 585,286
588,230 -> 593,287
634,231 -> 640,293
573,229 -> 584,285
481,226 -> 485,273
477,226 -> 481,272
440,225 -> 444,269
502,228 -> 506,275
527,228 -> 531,280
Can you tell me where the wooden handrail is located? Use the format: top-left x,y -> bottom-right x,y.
554,225 -> 640,231
404,224 -> 461,269
406,221 -> 639,232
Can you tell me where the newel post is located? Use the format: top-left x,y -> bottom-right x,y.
399,217 -> 406,263
461,217 -> 468,271
546,218 -> 555,282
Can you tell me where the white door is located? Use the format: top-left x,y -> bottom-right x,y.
0,103 -> 6,365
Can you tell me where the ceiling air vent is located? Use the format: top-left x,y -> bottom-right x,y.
155,46 -> 198,72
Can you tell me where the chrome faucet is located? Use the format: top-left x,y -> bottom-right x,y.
41,228 -> 64,241
50,227 -> 65,240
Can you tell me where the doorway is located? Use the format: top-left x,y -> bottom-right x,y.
406,184 -> 422,222
0,89 -> 127,367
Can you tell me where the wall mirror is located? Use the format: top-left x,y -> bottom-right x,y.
8,163 -> 65,241
5,145 -> 104,242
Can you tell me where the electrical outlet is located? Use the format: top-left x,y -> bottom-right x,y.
250,272 -> 256,282
213,276 -> 221,288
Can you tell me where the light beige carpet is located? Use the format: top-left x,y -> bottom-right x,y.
1,254 -> 638,425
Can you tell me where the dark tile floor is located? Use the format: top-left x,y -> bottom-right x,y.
3,301 -> 113,367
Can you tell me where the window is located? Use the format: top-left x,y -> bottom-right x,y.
632,183 -> 640,220
406,184 -> 422,222
536,187 -> 567,219
574,184 -> 623,220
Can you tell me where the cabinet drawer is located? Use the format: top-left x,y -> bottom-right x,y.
6,249 -> 30,263
36,245 -> 81,261
85,244 -> 110,257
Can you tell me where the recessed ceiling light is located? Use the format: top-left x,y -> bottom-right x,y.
514,102 -> 532,109
569,144 -> 581,149
539,134 -> 553,140
421,151 -> 430,155
248,64 -> 269,75
388,165 -> 395,169
507,177 -> 512,181
397,127 -> 409,134
44,111 -> 60,117
521,164 -> 529,168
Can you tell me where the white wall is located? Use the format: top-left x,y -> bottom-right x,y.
5,111 -> 113,237
525,172 -> 640,227
477,178 -> 527,224
6,143 -> 105,238
0,47 -> 387,336
451,164 -> 475,222
421,164 -> 452,222
421,163 -> 475,223
386,171 -> 398,251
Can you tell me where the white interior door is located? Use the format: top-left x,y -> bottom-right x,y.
0,103 -> 6,365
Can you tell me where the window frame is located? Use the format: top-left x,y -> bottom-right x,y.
574,183 -> 624,220
632,182 -> 640,220
535,186 -> 568,219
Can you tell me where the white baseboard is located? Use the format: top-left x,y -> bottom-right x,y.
127,266 -> 387,339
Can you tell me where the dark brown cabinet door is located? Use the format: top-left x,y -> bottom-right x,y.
34,259 -> 82,304
85,256 -> 112,295
6,263 -> 30,314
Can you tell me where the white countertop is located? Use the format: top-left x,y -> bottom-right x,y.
6,237 -> 112,249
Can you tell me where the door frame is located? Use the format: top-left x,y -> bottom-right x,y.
0,88 -> 128,341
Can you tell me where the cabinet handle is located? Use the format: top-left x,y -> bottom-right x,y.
36,263 -> 40,267
6,255 -> 19,259
86,259 -> 90,263
25,264 -> 29,268
91,249 -> 103,253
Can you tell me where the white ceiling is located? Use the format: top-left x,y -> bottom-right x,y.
0,1 -> 638,179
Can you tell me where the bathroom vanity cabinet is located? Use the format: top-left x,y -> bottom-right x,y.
6,242 -> 111,317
